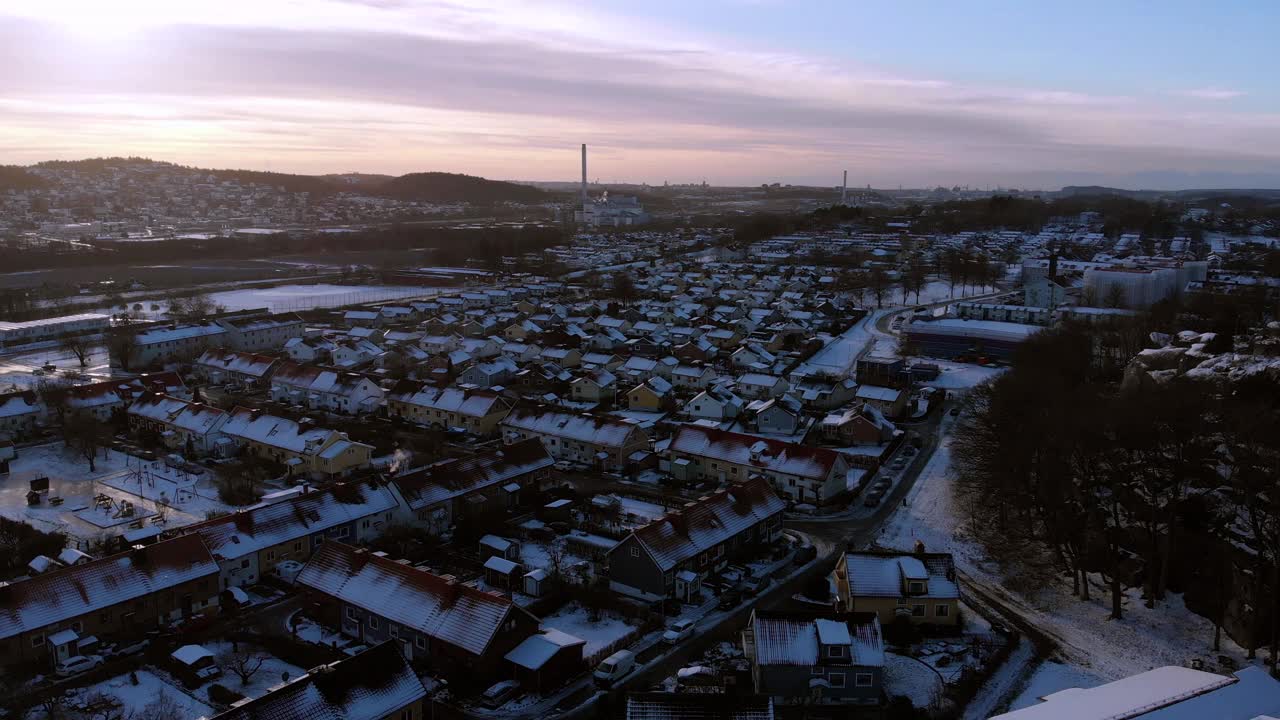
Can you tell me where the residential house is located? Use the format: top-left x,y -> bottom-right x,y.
736,373 -> 788,400
670,365 -> 716,390
270,362 -> 384,415
221,407 -> 373,479
193,348 -> 278,387
343,310 -> 381,327
387,381 -> 512,436
126,394 -> 229,455
792,378 -> 859,411
392,439 -> 553,535
820,404 -> 897,446
217,313 -> 305,353
627,377 -> 673,412
854,385 -> 908,418
113,322 -> 228,369
667,425 -> 851,506
684,388 -> 744,422
743,611 -> 884,706
605,478 -> 785,602
296,542 -> 540,675
0,536 -> 219,667
540,347 -> 582,368
0,391 -> 40,440
829,551 -> 959,627
580,352 -> 623,370
175,479 -> 399,588
747,396 -> 804,436
501,409 -> 650,471
58,373 -> 187,422
283,336 -> 335,364
460,357 -> 519,388
331,338 -> 383,368
570,370 -> 618,404
210,642 -> 431,720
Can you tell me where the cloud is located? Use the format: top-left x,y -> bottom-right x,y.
1172,88 -> 1247,100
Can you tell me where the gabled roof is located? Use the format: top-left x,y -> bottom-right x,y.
271,361 -> 377,397
616,477 -> 784,571
127,394 -> 227,435
387,380 -> 509,418
179,481 -> 397,561
750,612 -> 883,668
0,535 -> 218,640
502,409 -> 644,448
222,407 -> 356,455
393,439 -> 552,511
837,551 -> 958,600
195,348 -> 279,378
296,543 -> 526,657
668,425 -> 842,481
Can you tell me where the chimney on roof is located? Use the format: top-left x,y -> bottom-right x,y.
913,539 -> 926,555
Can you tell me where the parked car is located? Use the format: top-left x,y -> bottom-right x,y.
55,655 -> 104,678
593,650 -> 636,687
662,619 -> 696,644
718,589 -> 743,610
480,680 -> 521,708
863,491 -> 883,507
553,460 -> 574,471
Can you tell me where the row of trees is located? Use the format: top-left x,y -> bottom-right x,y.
953,321 -> 1279,666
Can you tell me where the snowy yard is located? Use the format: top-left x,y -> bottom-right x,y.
55,669 -> 214,720
196,640 -> 306,705
795,310 -> 887,377
540,603 -> 639,658
207,283 -> 438,312
914,358 -> 1006,391
877,416 -> 1266,692
884,652 -> 944,709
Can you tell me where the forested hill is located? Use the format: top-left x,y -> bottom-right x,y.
376,172 -> 547,203
20,157 -> 551,203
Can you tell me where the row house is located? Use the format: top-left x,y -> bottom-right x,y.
173,480 -> 399,588
58,372 -> 188,422
670,364 -> 716,390
221,407 -> 373,479
459,356 -> 519,388
667,425 -> 851,506
501,408 -> 650,471
283,336 -> 336,364
570,369 -> 618,403
217,313 -> 305,353
391,439 -> 554,534
193,348 -> 279,387
735,373 -> 789,400
211,642 -> 430,720
296,542 -> 540,676
0,535 -> 220,667
0,391 -> 40,441
115,322 -> 227,369
270,361 -> 384,415
126,394 -> 229,455
387,381 -> 512,436
605,478 -> 785,602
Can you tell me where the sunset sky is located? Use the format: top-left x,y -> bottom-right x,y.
2,0 -> 1278,189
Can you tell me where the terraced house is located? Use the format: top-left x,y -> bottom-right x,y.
0,535 -> 219,668
605,478 -> 785,602
270,361 -> 384,415
387,380 -> 512,436
221,407 -> 373,478
126,393 -> 229,455
667,425 -> 852,506
501,408 -> 649,471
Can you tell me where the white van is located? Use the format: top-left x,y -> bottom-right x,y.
593,649 -> 635,686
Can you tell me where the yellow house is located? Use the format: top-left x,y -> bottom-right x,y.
386,381 -> 512,436
221,407 -> 373,478
830,550 -> 960,627
627,377 -> 672,411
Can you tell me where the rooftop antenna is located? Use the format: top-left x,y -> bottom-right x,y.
840,170 -> 848,205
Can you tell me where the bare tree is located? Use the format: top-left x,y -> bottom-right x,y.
139,691 -> 185,720
105,328 -> 140,371
59,335 -> 93,367
867,267 -> 888,309
221,647 -> 268,685
62,414 -> 112,473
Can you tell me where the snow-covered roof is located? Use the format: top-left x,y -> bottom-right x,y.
213,641 -> 429,720
751,613 -> 883,668
0,536 -> 218,641
393,439 -> 552,511
617,477 -> 785,571
0,392 -> 39,419
222,407 -> 362,456
502,409 -> 644,449
182,481 -> 398,560
271,361 -> 378,398
484,556 -> 519,574
128,394 -> 227,435
992,666 -> 1263,720
296,543 -> 528,657
669,425 -> 842,481
388,380 -> 509,418
837,552 -> 959,600
504,629 -> 585,670
195,348 -> 278,378
171,644 -> 214,666
134,322 -> 226,346
855,385 -> 903,403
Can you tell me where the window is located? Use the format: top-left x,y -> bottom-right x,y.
369,616 -> 380,629
346,607 -> 356,620
908,581 -> 924,594
266,550 -> 275,561
896,597 -> 908,606
401,710 -> 413,720
294,542 -> 302,552
855,673 -> 874,688
31,634 -> 44,647
828,644 -> 846,658
390,624 -> 399,638
71,621 -> 83,633
912,604 -> 926,617
240,559 -> 250,569
829,673 -> 846,688
630,546 -> 640,558
936,604 -> 950,618
415,635 -> 427,649
810,666 -> 824,676
99,611 -> 110,623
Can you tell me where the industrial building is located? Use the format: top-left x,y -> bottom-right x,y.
904,317 -> 1042,360
572,144 -> 649,227
0,313 -> 110,347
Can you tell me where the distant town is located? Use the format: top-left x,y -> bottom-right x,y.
0,152 -> 1278,720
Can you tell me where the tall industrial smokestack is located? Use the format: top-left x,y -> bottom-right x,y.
840,170 -> 848,205
581,144 -> 588,204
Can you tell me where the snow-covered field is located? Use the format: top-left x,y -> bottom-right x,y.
540,604 -> 639,658
206,283 -> 438,312
1004,660 -> 1101,712
915,358 -> 1006,391
878,417 -> 1264,693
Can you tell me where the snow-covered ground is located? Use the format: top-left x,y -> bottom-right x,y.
795,310 -> 888,378
878,417 -> 1264,689
197,640 -> 306,704
0,444 -> 208,540
540,604 -> 639,658
884,652 -> 944,709
1004,660 -> 1101,712
54,669 -> 215,720
0,343 -> 115,391
915,358 -> 1006,391
206,283 -> 439,312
